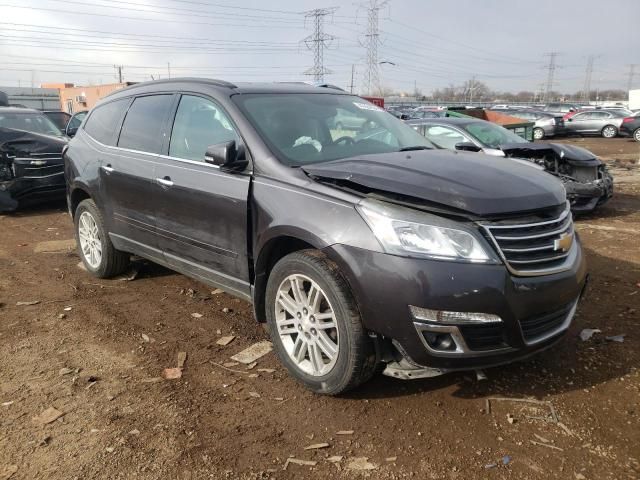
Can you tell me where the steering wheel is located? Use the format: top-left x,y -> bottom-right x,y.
332,135 -> 355,145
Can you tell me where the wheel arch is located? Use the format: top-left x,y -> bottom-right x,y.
69,184 -> 92,218
252,231 -> 327,323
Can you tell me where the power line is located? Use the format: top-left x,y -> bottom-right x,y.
361,0 -> 388,95
543,52 -> 559,102
302,7 -> 338,82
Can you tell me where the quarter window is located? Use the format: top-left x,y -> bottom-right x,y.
118,95 -> 173,154
169,95 -> 239,162
83,99 -> 129,145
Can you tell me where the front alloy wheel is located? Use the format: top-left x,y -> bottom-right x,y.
265,250 -> 377,395
634,128 -> 640,142
275,274 -> 339,376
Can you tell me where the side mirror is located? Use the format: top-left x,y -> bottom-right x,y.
204,140 -> 248,171
66,126 -> 78,137
567,118 -> 573,122
454,142 -> 482,152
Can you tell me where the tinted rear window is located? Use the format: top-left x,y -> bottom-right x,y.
84,99 -> 129,145
118,95 -> 173,154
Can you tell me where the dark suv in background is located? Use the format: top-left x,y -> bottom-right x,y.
65,79 -> 587,394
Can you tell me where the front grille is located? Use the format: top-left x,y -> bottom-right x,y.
458,324 -> 507,351
520,301 -> 575,343
13,154 -> 64,178
481,204 -> 574,275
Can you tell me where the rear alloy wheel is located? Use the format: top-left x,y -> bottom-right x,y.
265,250 -> 377,395
74,199 -> 130,278
533,127 -> 545,140
634,128 -> 640,142
601,125 -> 618,138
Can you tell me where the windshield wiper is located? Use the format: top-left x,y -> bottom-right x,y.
398,146 -> 431,152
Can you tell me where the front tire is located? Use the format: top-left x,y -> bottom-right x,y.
601,125 -> 618,138
74,199 -> 129,278
265,250 -> 376,395
533,127 -> 545,140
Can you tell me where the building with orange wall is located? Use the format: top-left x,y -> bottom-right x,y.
42,82 -> 136,113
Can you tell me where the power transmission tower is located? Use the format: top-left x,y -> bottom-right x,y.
361,0 -> 388,95
114,65 -> 124,83
581,55 -> 595,103
542,52 -> 559,103
302,8 -> 338,82
627,64 -> 638,93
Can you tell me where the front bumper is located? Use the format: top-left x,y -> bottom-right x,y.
565,168 -> 614,213
324,238 -> 587,371
0,171 -> 66,212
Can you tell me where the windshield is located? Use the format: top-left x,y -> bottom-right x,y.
233,93 -> 435,166
461,121 -> 528,149
0,111 -> 64,137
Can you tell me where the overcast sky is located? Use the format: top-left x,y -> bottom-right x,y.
0,0 -> 638,94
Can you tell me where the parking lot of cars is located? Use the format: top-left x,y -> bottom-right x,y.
1,77 -> 639,478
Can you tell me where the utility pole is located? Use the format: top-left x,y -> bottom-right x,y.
542,52 -> 559,103
627,64 -> 637,94
581,55 -> 595,103
302,8 -> 337,82
468,76 -> 476,104
114,65 -> 124,83
349,64 -> 355,93
361,0 -> 388,95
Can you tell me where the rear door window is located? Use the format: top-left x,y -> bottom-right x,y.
118,95 -> 173,154
83,99 -> 129,145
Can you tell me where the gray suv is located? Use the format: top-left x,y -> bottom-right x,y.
64,79 -> 587,394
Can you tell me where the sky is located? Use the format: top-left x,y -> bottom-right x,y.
0,0 -> 638,95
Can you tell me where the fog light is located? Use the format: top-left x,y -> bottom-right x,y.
423,332 -> 457,351
410,305 -> 502,324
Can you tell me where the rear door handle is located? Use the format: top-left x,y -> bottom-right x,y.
101,164 -> 114,174
156,176 -> 174,187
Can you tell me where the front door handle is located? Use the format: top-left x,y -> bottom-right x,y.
101,164 -> 114,174
156,176 -> 174,187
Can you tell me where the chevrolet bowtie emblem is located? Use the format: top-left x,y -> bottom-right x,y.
554,232 -> 573,252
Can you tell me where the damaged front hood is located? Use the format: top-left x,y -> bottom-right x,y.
302,150 -> 566,216
500,142 -> 601,167
0,127 -> 67,158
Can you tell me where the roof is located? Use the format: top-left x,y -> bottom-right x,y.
105,77 -> 351,101
406,117 -> 477,126
0,107 -> 42,114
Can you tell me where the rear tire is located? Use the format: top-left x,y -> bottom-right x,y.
634,128 -> 640,142
265,250 -> 376,395
533,127 -> 545,140
601,125 -> 618,138
74,199 -> 129,278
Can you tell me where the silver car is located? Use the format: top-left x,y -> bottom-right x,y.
564,110 -> 626,138
507,110 -> 563,140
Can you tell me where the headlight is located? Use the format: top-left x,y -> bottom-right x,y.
356,199 -> 495,263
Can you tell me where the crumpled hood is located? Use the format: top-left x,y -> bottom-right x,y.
302,150 -> 566,216
0,127 -> 67,159
500,142 -> 601,166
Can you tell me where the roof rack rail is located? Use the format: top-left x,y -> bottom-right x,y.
313,82 -> 346,92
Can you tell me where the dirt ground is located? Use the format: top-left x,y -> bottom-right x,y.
1,138 -> 639,480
